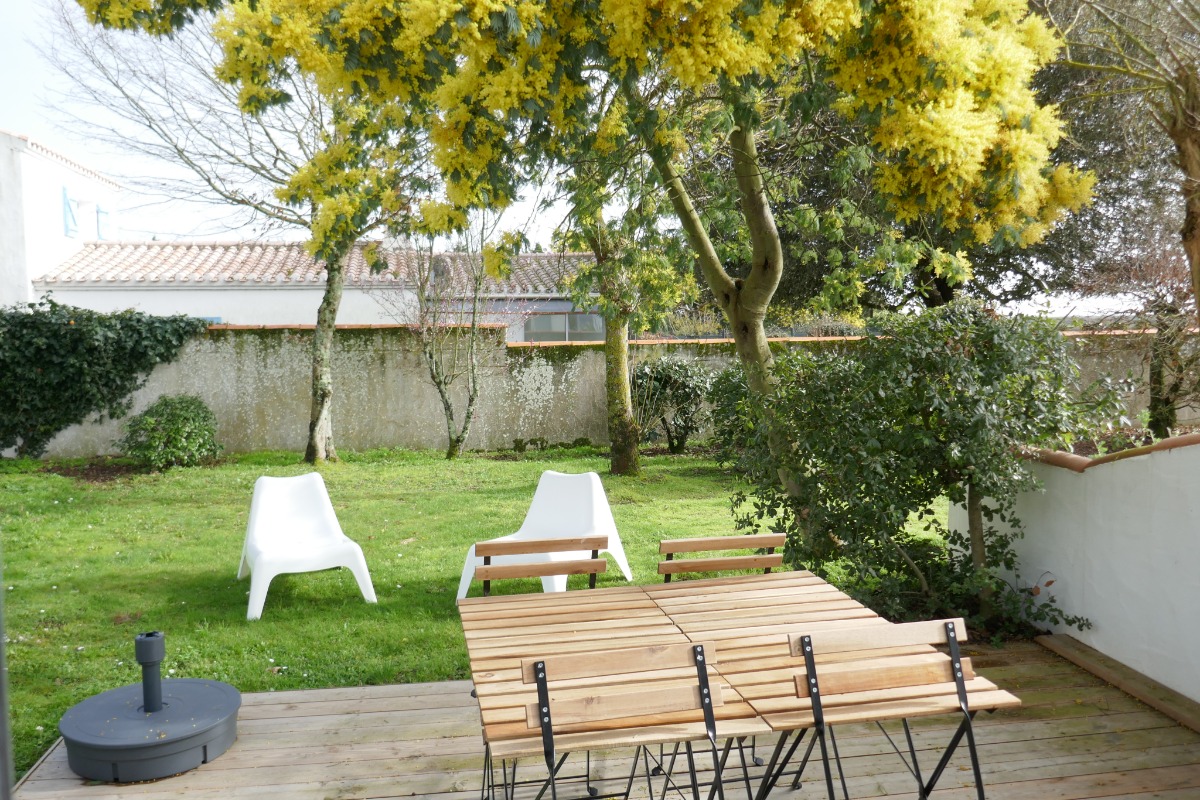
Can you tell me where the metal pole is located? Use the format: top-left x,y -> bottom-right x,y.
134,632 -> 165,714
1,553 -> 15,800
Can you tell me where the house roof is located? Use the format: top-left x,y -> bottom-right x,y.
36,241 -> 591,297
1,130 -> 123,191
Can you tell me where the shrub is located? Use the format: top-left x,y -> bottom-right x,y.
0,298 -> 208,457
732,300 -> 1106,631
631,356 -> 713,453
707,366 -> 768,475
117,395 -> 222,470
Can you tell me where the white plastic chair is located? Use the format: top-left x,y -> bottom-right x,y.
456,470 -> 633,600
238,473 -> 377,620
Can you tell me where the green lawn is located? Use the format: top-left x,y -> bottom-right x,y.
0,447 -> 747,777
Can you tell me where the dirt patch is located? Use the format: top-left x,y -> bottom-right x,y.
41,458 -> 145,483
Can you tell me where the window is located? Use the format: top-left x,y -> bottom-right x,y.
524,314 -> 567,342
567,314 -> 605,342
523,313 -> 606,342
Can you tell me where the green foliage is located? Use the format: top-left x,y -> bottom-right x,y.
631,357 -> 714,454
707,366 -> 762,477
116,394 -> 223,470
0,298 -> 209,458
725,301 -> 1100,630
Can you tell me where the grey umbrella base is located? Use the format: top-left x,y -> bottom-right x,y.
58,632 -> 240,783
59,677 -> 240,783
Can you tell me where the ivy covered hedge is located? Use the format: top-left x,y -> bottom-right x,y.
0,298 -> 209,457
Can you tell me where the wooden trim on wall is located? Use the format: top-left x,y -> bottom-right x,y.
1026,432 -> 1200,473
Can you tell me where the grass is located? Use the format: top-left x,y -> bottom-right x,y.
0,446 -> 749,778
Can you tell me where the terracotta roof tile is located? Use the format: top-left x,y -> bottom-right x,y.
37,242 -> 590,296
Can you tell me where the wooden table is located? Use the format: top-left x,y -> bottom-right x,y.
458,584 -> 767,763
458,571 -> 1019,798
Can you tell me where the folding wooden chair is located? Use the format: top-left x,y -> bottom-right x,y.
658,533 -> 785,583
656,532 -> 786,773
471,535 -> 608,597
484,642 -> 732,800
457,470 -> 634,599
755,618 -> 1021,800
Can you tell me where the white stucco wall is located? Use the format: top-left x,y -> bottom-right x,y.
0,132 -> 122,305
38,285 -> 411,325
951,445 -> 1200,703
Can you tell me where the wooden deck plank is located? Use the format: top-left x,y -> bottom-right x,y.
17,639 -> 1200,800
14,647 -> 1200,800
1038,633 -> 1200,734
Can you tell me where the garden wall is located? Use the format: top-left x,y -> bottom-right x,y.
42,326 -> 617,457
950,436 -> 1200,704
40,326 -> 1183,458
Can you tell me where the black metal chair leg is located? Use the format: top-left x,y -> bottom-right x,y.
790,729 -> 819,790
828,727 -> 850,800
922,712 -> 976,795
754,730 -> 797,800
685,741 -> 701,800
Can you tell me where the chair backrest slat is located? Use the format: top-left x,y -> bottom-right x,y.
657,533 -> 785,581
659,533 -> 785,555
795,655 -> 975,697
476,536 -> 608,558
526,681 -> 724,727
522,640 -> 719,684
659,554 -> 782,576
788,617 -> 967,657
475,558 -> 606,583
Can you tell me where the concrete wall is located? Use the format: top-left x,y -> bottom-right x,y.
950,442 -> 1200,704
0,136 -> 28,304
42,327 -> 611,457
38,327 -> 1191,458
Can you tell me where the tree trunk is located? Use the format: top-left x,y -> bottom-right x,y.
652,118 -> 802,504
967,480 -> 994,616
305,258 -> 343,464
653,123 -> 780,389
1167,69 -> 1200,326
606,314 -> 640,476
1148,328 -> 1178,438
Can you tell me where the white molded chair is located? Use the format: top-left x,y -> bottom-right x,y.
238,473 -> 377,620
456,470 -> 633,600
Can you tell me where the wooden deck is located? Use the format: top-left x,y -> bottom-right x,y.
14,640 -> 1200,799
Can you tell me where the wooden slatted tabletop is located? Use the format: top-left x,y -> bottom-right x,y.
642,571 -> 1020,730
458,584 -> 768,760
459,570 -> 1020,769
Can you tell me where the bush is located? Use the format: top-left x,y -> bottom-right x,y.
631,356 -> 713,453
730,300 -> 1103,632
0,297 -> 208,457
707,366 -> 766,474
117,395 -> 222,470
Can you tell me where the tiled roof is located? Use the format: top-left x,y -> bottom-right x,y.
37,242 -> 591,296
435,251 -> 592,296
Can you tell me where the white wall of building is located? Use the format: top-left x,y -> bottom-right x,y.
951,444 -> 1200,704
40,285 -> 414,325
0,131 -> 122,305
0,133 -> 27,304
